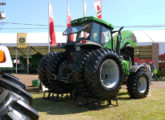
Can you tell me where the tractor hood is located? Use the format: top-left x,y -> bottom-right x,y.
113,31 -> 137,49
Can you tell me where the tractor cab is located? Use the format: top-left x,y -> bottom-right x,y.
63,16 -> 123,52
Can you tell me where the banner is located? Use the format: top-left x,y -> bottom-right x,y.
17,33 -> 27,48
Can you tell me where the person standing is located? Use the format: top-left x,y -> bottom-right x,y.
152,64 -> 159,81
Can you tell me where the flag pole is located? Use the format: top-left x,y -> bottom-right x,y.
83,0 -> 84,17
67,0 -> 68,28
67,0 -> 69,42
101,0 -> 102,19
48,0 -> 50,53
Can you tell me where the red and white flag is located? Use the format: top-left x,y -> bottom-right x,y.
67,1 -> 74,42
49,1 -> 56,46
94,0 -> 102,19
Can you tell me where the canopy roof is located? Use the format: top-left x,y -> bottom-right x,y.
0,30 -> 165,55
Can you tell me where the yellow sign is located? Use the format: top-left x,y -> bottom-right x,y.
17,33 -> 27,48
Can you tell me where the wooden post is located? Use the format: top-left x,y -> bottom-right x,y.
161,55 -> 163,72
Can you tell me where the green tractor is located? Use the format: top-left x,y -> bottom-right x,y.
38,16 -> 150,101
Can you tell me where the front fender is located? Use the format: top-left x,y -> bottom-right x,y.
129,65 -> 152,82
129,65 -> 146,73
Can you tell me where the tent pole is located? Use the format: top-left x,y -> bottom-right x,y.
27,44 -> 30,74
16,46 -> 18,74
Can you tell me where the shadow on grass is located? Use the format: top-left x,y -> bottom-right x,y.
118,97 -> 131,100
32,97 -> 89,115
32,91 -> 131,115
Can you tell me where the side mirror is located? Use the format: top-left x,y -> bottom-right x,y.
118,26 -> 124,41
119,26 -> 124,32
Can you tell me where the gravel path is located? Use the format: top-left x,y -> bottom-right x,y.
12,74 -> 38,87
12,74 -> 165,89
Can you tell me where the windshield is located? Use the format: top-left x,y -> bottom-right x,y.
63,23 -> 91,42
63,24 -> 88,35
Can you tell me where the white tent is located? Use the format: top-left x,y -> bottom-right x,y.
0,32 -> 66,46
0,30 -> 165,54
133,30 -> 165,54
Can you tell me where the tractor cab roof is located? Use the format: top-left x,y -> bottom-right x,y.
71,16 -> 114,30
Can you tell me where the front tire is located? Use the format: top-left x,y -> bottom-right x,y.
127,69 -> 149,99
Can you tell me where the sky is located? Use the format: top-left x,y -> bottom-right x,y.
0,0 -> 165,33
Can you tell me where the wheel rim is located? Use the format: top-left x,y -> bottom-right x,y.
100,59 -> 119,89
138,77 -> 147,93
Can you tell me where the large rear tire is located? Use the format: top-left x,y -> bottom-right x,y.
38,52 -> 56,87
0,72 -> 26,90
46,52 -> 72,93
0,88 -> 39,120
127,69 -> 149,99
0,75 -> 32,105
72,51 -> 93,96
84,48 -> 123,99
0,74 -> 39,120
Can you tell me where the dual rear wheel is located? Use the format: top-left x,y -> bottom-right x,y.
38,48 -> 149,100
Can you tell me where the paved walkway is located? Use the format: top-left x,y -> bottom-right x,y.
151,81 -> 165,89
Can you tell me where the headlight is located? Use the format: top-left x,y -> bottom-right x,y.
76,47 -> 80,51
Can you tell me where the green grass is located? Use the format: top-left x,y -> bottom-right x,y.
32,89 -> 165,120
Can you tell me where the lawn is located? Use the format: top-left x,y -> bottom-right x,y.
32,88 -> 165,120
